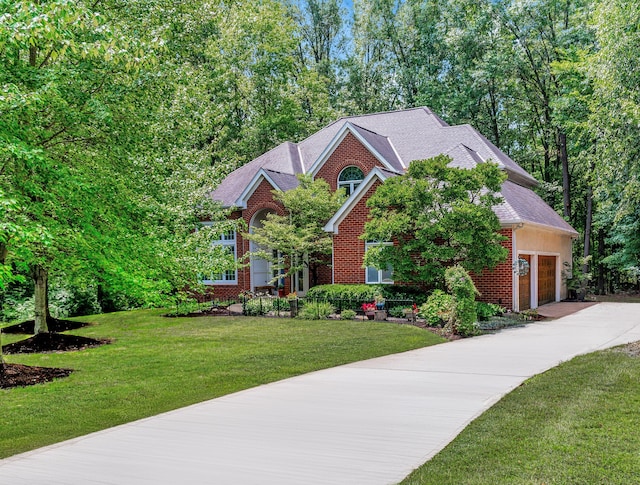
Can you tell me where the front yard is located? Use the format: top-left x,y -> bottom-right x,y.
0,309 -> 443,458
402,341 -> 640,484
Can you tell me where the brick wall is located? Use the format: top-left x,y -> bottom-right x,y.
471,228 -> 514,310
210,179 -> 287,298
333,181 -> 381,284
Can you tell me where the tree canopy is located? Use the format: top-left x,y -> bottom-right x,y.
362,155 -> 508,287
244,174 -> 345,287
2,0 -> 639,324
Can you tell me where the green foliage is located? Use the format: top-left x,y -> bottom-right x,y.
475,302 -> 505,321
445,265 -> 480,337
589,0 -> 640,279
418,290 -> 453,327
243,298 -> 290,316
363,155 -> 508,288
388,306 -> 407,318
563,257 -> 592,298
245,175 -> 344,285
306,284 -> 379,301
339,309 -> 357,320
297,301 -> 334,320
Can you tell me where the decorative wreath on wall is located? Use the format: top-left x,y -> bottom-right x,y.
514,258 -> 530,276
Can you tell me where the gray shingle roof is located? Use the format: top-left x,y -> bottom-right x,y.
348,123 -> 404,172
209,107 -> 574,235
262,169 -> 299,192
496,181 -> 578,235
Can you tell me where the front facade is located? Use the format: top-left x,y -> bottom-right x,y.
209,107 -> 578,311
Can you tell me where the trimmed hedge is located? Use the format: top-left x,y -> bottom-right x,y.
306,284 -> 428,304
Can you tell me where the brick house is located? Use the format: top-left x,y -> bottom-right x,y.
208,107 -> 578,311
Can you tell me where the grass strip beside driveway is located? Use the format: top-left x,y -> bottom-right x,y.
402,344 -> 640,484
0,309 -> 443,459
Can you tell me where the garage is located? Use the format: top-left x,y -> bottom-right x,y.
538,255 -> 556,305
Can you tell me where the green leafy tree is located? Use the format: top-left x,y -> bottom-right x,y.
588,0 -> 640,284
362,155 -> 508,287
245,175 -> 344,287
0,1 -> 238,331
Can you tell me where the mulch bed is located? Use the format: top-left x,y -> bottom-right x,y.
0,363 -> 72,389
164,307 -> 241,318
2,318 -> 89,334
2,332 -> 111,355
0,332 -> 110,390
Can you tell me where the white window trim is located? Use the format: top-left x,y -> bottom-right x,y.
365,241 -> 394,284
202,230 -> 237,285
338,166 -> 364,196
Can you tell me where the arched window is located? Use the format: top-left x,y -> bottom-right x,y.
338,166 -> 364,196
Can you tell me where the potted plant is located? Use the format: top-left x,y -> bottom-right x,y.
277,284 -> 285,298
403,303 -> 418,322
374,294 -> 386,310
362,302 -> 376,320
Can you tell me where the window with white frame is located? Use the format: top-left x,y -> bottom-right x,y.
365,242 -> 393,284
338,166 -> 364,196
204,230 -> 237,284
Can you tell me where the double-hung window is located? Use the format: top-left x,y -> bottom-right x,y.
204,230 -> 237,284
365,242 -> 393,284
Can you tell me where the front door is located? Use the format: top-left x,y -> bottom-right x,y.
519,254 -> 532,311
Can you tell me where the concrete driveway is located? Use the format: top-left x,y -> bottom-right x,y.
1,302 -> 640,485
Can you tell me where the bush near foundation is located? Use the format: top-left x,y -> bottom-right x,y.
445,265 -> 480,337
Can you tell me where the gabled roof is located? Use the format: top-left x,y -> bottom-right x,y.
308,122 -> 404,176
210,106 -> 537,207
234,169 -> 299,209
211,142 -> 302,207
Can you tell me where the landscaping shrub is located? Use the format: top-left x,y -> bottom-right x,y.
388,306 -> 407,318
297,301 -> 334,320
306,284 -> 427,305
418,290 -> 453,327
339,309 -> 357,320
476,301 -> 505,320
243,298 -> 289,316
445,265 -> 480,337
306,284 -> 378,301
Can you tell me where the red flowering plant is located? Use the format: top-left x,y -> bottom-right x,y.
361,302 -> 376,312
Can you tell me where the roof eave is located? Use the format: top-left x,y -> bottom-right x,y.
234,169 -> 281,210
504,220 -> 579,238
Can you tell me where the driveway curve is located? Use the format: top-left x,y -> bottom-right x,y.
1,302 -> 639,485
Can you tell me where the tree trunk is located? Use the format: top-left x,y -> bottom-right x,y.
558,129 -> 571,218
33,264 -> 50,334
596,229 -> 606,295
583,181 -> 593,275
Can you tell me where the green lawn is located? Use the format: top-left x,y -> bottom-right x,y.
402,344 -> 640,484
0,309 -> 443,458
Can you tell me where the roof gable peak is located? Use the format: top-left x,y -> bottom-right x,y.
309,122 -> 404,177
